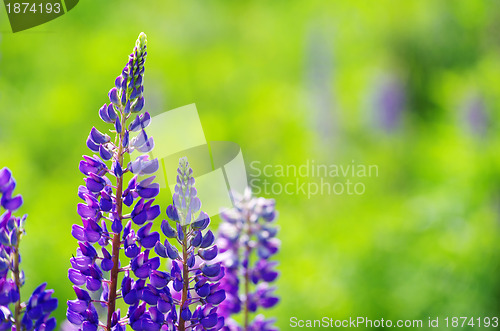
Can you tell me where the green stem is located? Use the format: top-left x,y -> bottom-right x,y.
178,225 -> 189,331
13,229 -> 22,331
243,215 -> 251,331
106,113 -> 126,331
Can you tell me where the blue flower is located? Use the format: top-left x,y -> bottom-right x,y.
0,168 -> 58,330
68,32 -> 165,331
217,188 -> 280,330
69,32 -> 229,331
161,158 -> 226,330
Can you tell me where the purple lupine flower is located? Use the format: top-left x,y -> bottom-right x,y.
0,168 -> 58,330
153,157 -> 226,331
464,94 -> 488,135
374,76 -> 406,131
216,188 -> 280,331
68,32 -> 169,331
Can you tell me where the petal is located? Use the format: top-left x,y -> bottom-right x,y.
166,243 -> 179,260
115,117 -> 122,134
132,210 -> 148,225
112,219 -> 123,234
154,242 -> 167,258
195,283 -> 210,298
206,290 -> 225,305
107,104 -> 117,121
141,112 -> 151,128
86,136 -> 100,152
2,195 -> 22,211
77,204 -> 97,218
191,231 -> 202,247
68,269 -> 86,286
132,96 -> 144,112
67,299 -> 88,313
90,127 -> 110,144
108,87 -> 119,105
125,244 -> 140,258
201,263 -> 221,278
66,309 -> 84,325
146,205 -> 161,221
99,104 -> 112,123
128,115 -> 142,132
150,271 -> 170,289
133,264 -> 150,279
161,219 -> 176,238
136,137 -> 154,153
124,289 -> 138,305
140,232 -> 160,249
198,245 -> 218,261
141,158 -> 158,174
71,225 -> 85,241
99,145 -> 113,161
201,313 -> 218,328
200,230 -> 215,248
86,277 -> 102,292
165,205 -> 179,222
0,168 -> 12,187
137,183 -> 159,199
181,307 -> 191,321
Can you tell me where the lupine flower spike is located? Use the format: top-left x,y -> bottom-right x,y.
153,157 -> 226,330
216,188 -> 280,331
67,32 -> 166,331
0,168 -> 58,330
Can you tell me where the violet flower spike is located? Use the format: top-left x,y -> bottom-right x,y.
216,188 -> 280,331
68,32 -> 168,331
0,168 -> 58,331
152,157 -> 226,331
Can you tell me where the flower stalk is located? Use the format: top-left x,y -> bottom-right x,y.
243,214 -> 251,330
179,225 -> 190,331
68,32 -> 165,331
13,229 -> 22,331
216,188 -> 280,331
68,33 -> 226,331
0,167 -> 58,331
106,110 -> 127,330
158,157 -> 226,330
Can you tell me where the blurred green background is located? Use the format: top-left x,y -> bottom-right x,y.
1,0 -> 500,329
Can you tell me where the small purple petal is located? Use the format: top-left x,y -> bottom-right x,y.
90,127 -> 110,144
3,195 -> 22,211
206,290 -> 225,305
99,104 -> 112,123
132,96 -> 145,112
68,269 -> 86,285
107,104 -> 117,121
198,245 -> 218,261
201,313 -> 218,328
161,219 -> 176,238
109,87 -> 119,105
86,136 -> 100,152
200,230 -> 215,248
136,137 -> 154,153
201,263 -> 221,278
115,117 -> 122,134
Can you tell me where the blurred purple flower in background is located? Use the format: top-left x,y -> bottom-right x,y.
463,94 -> 489,136
374,75 -> 406,131
305,26 -> 336,147
0,168 -> 57,330
216,189 -> 280,331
